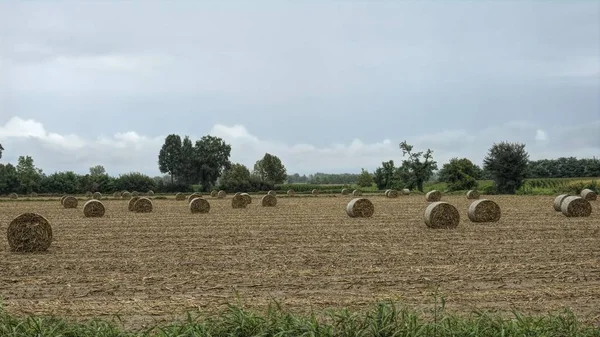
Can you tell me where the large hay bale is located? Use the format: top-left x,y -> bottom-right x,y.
312,189 -> 319,195
92,192 -> 102,200
466,190 -> 480,200
581,189 -> 597,201
352,189 -> 362,197
62,196 -> 78,208
147,190 -> 155,196
346,198 -> 375,218
561,196 -> 592,217
122,191 -> 131,199
85,191 -> 92,198
217,190 -> 226,199
287,189 -> 295,197
128,196 -> 141,211
211,190 -> 218,197
232,194 -> 248,208
468,199 -> 501,222
187,193 -> 202,203
133,197 -> 153,213
9,193 -> 18,199
241,193 -> 252,204
189,198 -> 210,213
83,200 -> 105,218
131,191 -> 140,197
402,188 -> 410,195
261,194 -> 277,207
387,189 -> 399,198
425,190 -> 442,202
7,213 -> 53,252
60,195 -> 67,205
175,192 -> 186,201
424,202 -> 460,229
553,194 -> 570,212
341,188 -> 349,195
268,190 -> 277,196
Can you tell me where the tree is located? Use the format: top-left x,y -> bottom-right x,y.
178,136 -> 196,185
253,153 -> 287,184
398,141 -> 437,192
192,135 -> 232,191
114,172 -> 157,192
16,155 -> 43,194
0,163 -> 19,194
89,165 -> 106,176
373,160 -> 398,190
40,171 -> 80,194
483,142 -> 529,194
158,134 -> 182,184
0,143 -> 4,159
437,158 -> 479,191
357,168 -> 373,188
219,163 -> 253,191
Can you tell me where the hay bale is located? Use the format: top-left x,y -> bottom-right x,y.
30,192 -> 38,197
128,196 -> 140,211
468,199 -> 501,222
147,190 -> 155,196
85,191 -> 92,198
60,195 -> 67,205
7,213 -> 53,252
234,192 -> 241,196
424,202 -> 460,229
217,190 -> 226,199
211,190 -> 218,197
189,197 -> 210,213
9,193 -> 18,199
187,193 -> 202,203
312,189 -> 319,195
268,190 -> 277,196
287,189 -> 295,196
346,198 -> 375,218
62,196 -> 78,208
175,192 -> 186,201
122,191 -> 131,199
581,189 -> 597,201
261,194 -> 277,207
352,189 -> 362,197
92,192 -> 102,200
384,189 -> 391,197
553,194 -> 570,212
131,191 -> 140,197
232,194 -> 248,208
241,193 -> 252,204
83,200 -> 105,218
426,190 -> 442,202
402,188 -> 410,195
133,197 -> 153,213
113,191 -> 120,198
387,189 -> 399,198
561,196 -> 592,217
466,190 -> 480,200
341,188 -> 349,195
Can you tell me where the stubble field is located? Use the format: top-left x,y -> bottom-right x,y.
0,194 -> 599,329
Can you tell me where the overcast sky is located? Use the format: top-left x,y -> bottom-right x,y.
1,1 -> 598,177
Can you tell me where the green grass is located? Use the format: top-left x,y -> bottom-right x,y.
0,300 -> 598,337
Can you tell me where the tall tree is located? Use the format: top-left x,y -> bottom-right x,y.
253,153 -> 287,184
219,163 -> 252,191
0,143 -> 4,159
89,165 -> 106,176
158,134 -> 182,184
178,136 -> 196,185
192,135 -> 232,191
398,141 -> 437,192
0,163 -> 19,194
483,142 -> 529,194
357,168 -> 374,188
373,160 -> 397,190
16,155 -> 43,194
437,158 -> 479,191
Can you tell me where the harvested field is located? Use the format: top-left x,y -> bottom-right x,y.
0,195 -> 599,329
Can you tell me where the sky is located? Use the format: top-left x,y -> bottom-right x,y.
0,1 -> 599,177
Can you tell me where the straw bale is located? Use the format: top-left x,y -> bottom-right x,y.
83,200 -> 105,218
424,202 -> 460,229
187,193 -> 202,203
346,198 -> 375,218
241,193 -> 252,204
189,198 -> 210,213
30,192 -> 38,197
312,189 -> 319,195
268,190 -> 277,196
147,190 -> 155,196
287,189 -> 295,196
175,192 -> 186,201
466,190 -> 480,200
384,189 -> 391,197
352,189 -> 362,197
113,192 -> 120,198
561,196 -> 592,217
232,194 -> 248,208
62,196 -> 78,208
128,196 -> 140,211
133,197 -> 153,213
131,191 -> 140,197
581,189 -> 597,201
217,190 -> 226,199
468,199 -> 501,222
85,191 -> 92,198
261,194 -> 277,207
7,213 -> 53,252
553,194 -> 570,212
402,188 -> 410,195
426,190 -> 442,202
60,195 -> 67,205
9,193 -> 18,199
386,189 -> 399,198
122,191 -> 131,199
341,188 -> 349,195
211,190 -> 218,197
92,192 -> 102,200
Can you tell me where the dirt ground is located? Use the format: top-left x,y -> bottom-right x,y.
1,194 -> 599,328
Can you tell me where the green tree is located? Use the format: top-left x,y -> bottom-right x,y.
357,168 -> 373,188
253,153 -> 287,184
0,143 -> 4,159
16,155 -> 43,194
192,135 -> 232,191
114,172 -> 157,192
40,171 -> 80,194
373,160 -> 398,190
158,134 -> 182,184
437,158 -> 479,191
398,141 -> 437,192
178,136 -> 196,185
219,163 -> 253,191
0,163 -> 19,194
483,142 -> 529,194
89,165 -> 106,176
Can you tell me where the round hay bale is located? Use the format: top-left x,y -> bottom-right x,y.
147,190 -> 155,196
384,189 -> 391,197
113,191 -> 120,198
9,193 -> 18,199
85,191 -> 92,198
312,189 -> 319,195
466,190 -> 480,200
241,193 -> 252,204
131,191 -> 140,197
261,194 -> 277,207
468,199 -> 501,222
62,196 -> 78,208
189,197 -> 210,213
581,189 -> 597,201
553,194 -> 570,212
217,190 -> 226,199
7,213 -> 53,252
341,188 -> 349,195
175,192 -> 186,201
268,190 -> 277,196
424,202 -> 460,229
234,192 -> 241,196
187,193 -> 202,203
352,189 -> 362,197
402,188 -> 410,195
561,196 -> 592,217
60,195 -> 67,205
83,200 -> 105,218
122,191 -> 131,199
387,189 -> 399,198
133,197 -> 153,213
211,190 -> 218,197
92,192 -> 102,200
30,192 -> 38,197
346,198 -> 375,218
425,190 -> 442,202
287,189 -> 295,196
232,194 -> 248,208
128,196 -> 141,211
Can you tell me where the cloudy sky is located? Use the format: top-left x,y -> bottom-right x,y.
1,1 -> 598,177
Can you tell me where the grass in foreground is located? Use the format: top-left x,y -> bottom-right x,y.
1,300 -> 599,337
